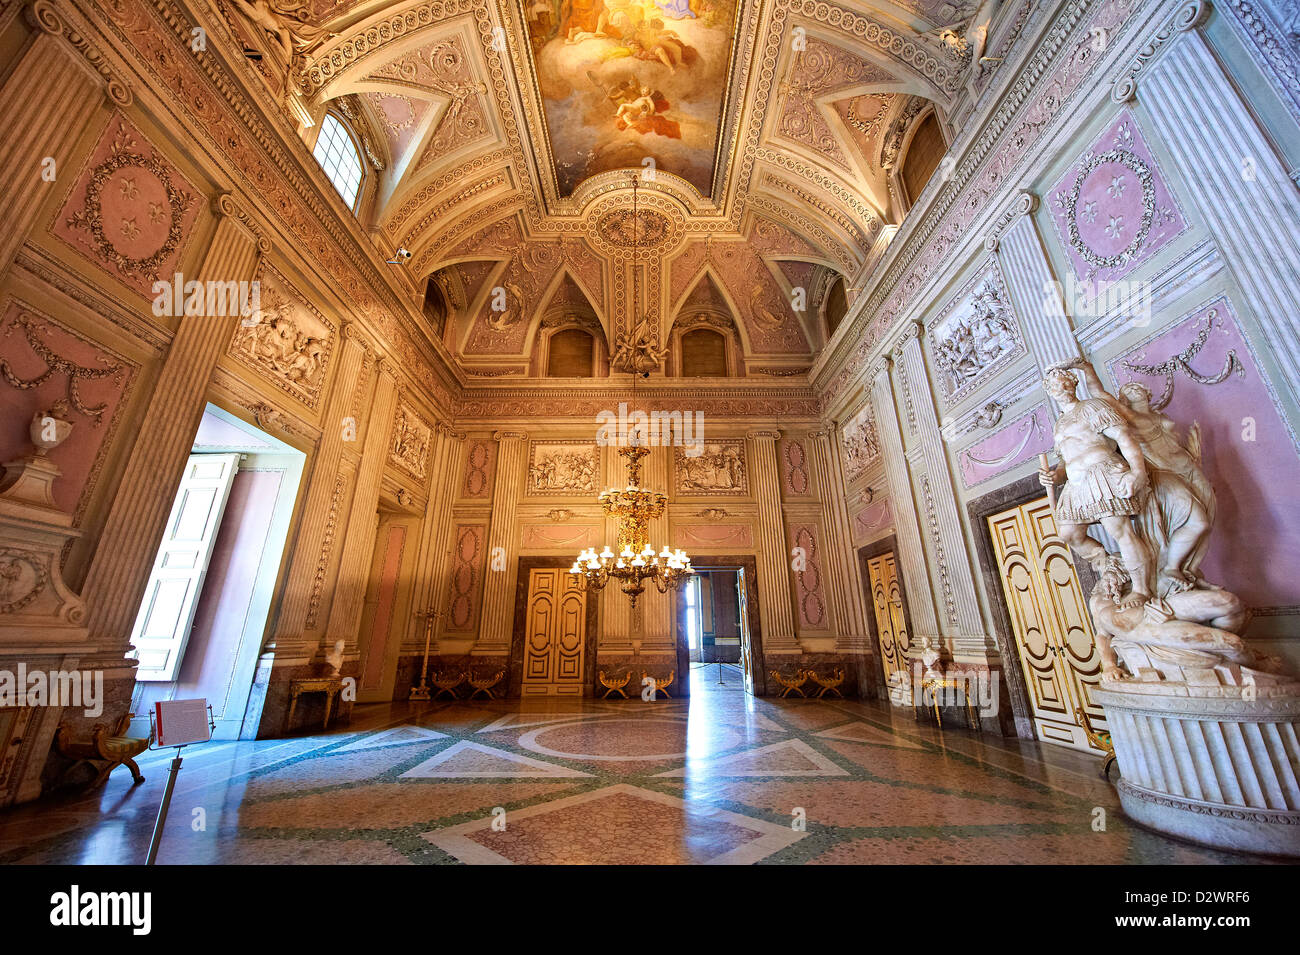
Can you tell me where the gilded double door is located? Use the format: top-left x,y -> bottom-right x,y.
522,568 -> 588,696
988,496 -> 1108,752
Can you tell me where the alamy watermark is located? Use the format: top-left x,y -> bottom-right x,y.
151,272 -> 260,320
0,665 -> 103,717
596,402 -> 705,457
1044,274 -> 1152,329
887,663 -> 1000,718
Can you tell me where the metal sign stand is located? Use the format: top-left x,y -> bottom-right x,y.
143,704 -> 214,866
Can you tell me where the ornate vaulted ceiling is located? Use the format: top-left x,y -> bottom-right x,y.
217,0 -> 1022,377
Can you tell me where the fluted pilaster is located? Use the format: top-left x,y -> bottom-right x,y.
639,442 -> 674,651
1139,24 -> 1300,408
324,361 -> 399,653
748,430 -> 797,650
988,194 -> 1082,370
406,424 -> 464,655
598,442 -> 634,651
477,431 -> 527,649
81,200 -> 263,649
271,325 -> 370,655
0,7 -> 112,278
893,327 -> 990,659
869,357 -> 940,648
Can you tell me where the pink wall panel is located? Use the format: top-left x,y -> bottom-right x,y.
789,523 -> 827,629
0,302 -> 134,516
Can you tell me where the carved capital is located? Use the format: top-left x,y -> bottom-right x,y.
891,321 -> 923,357
1112,0 -> 1212,103
211,192 -> 271,254
984,191 -> 1039,251
27,0 -> 132,107
493,430 -> 527,442
747,430 -> 781,442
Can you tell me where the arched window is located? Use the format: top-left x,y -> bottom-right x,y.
900,111 -> 946,206
547,328 -> 595,377
680,328 -> 728,377
824,276 -> 848,337
312,113 -> 364,210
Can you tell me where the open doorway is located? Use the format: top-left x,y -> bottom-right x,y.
677,559 -> 765,697
127,404 -> 305,739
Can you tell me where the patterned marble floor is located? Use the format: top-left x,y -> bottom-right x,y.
0,668 -> 1277,864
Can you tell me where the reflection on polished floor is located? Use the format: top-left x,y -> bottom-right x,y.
0,671 -> 1272,865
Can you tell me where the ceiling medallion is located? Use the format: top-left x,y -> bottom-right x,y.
595,208 -> 670,250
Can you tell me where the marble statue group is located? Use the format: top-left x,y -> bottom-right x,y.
1039,358 -> 1284,685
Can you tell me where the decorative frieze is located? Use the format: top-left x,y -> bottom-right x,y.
928,260 -> 1025,406
674,440 -> 748,496
526,440 -> 598,496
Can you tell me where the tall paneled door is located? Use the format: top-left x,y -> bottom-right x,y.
988,496 -> 1108,752
523,568 -> 588,696
866,552 -> 910,693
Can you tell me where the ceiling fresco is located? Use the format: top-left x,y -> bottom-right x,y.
227,0 -> 1029,376
523,0 -> 739,196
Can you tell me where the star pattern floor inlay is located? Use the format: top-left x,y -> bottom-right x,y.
0,673 -> 1284,865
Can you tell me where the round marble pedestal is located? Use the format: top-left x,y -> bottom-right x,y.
1093,682 -> 1300,857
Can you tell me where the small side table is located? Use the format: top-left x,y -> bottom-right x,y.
287,677 -> 345,732
917,676 -> 979,730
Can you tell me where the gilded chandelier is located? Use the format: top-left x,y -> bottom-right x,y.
569,443 -> 693,607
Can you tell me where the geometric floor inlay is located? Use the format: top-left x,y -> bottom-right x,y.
0,671 -> 1264,866
815,721 -> 925,749
400,741 -> 594,779
656,739 -> 850,777
332,725 -> 448,753
423,784 -> 805,864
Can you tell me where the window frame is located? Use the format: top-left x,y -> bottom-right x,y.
312,112 -> 366,213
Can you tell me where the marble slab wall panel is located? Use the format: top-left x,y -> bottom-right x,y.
1106,297 -> 1300,609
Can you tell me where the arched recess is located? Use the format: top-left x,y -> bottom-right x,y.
301,15 -> 498,229
427,258 -> 501,350
822,274 -> 849,338
667,275 -> 744,377
888,102 -> 951,217
527,274 -> 609,377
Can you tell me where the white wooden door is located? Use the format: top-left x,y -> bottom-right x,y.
129,453 -> 240,681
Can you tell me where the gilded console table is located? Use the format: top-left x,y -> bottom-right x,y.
287,677 -> 345,732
